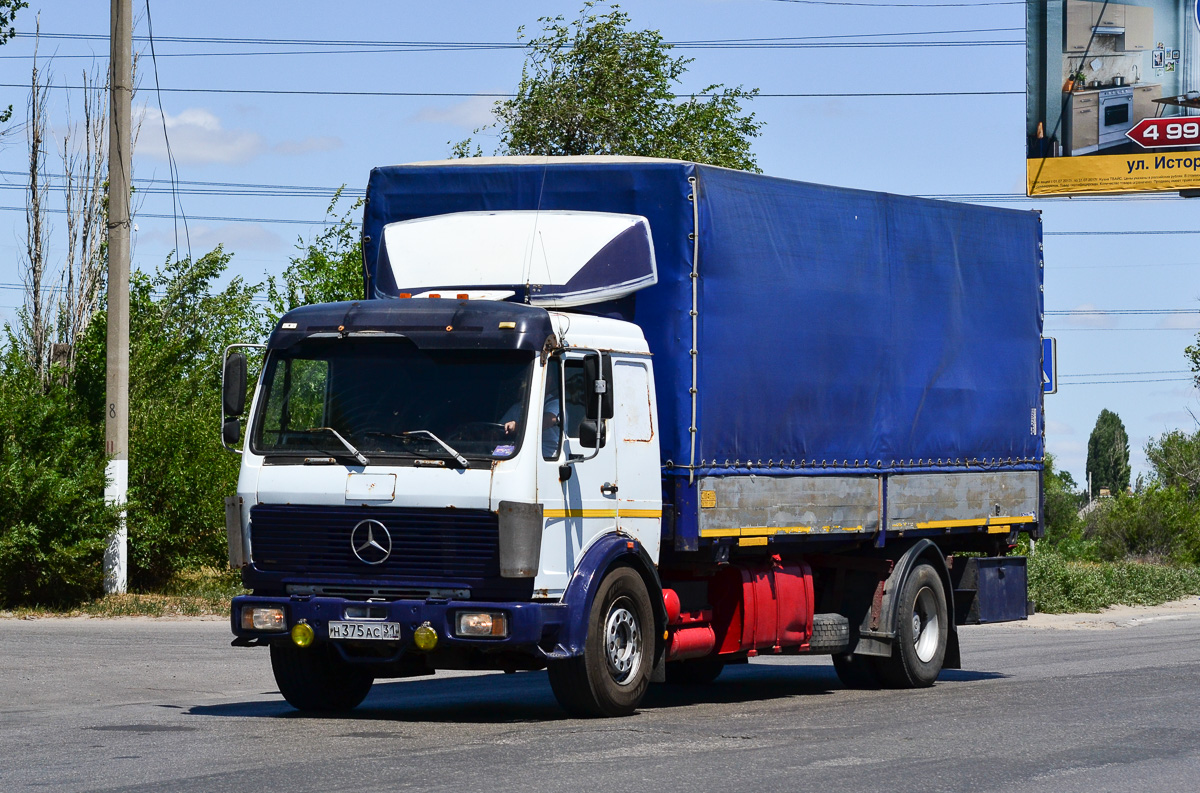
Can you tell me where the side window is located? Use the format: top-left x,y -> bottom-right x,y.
542,356 -> 563,460
563,360 -> 588,439
564,358 -> 607,448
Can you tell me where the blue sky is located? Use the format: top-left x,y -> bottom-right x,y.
0,0 -> 1197,486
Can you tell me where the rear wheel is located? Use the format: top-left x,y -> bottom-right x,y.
270,641 -> 374,712
874,563 -> 948,688
548,567 -> 655,717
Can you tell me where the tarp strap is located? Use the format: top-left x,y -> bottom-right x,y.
688,176 -> 700,486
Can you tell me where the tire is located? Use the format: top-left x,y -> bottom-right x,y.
874,562 -> 948,688
548,566 -> 655,717
832,652 -> 882,689
270,641 -> 374,712
664,657 -> 725,685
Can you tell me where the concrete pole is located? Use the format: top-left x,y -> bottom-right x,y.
104,0 -> 132,595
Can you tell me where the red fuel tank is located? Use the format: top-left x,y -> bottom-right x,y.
709,557 -> 814,656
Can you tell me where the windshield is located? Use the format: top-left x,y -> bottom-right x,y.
252,339 -> 534,462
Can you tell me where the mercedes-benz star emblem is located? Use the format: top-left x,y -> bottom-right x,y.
350,519 -> 392,565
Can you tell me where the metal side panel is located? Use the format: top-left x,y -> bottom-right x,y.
697,475 -> 881,539
887,471 -> 1039,531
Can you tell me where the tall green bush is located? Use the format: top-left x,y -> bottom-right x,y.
0,339 -> 115,606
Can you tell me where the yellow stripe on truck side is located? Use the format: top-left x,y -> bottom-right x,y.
914,516 -> 1036,530
543,509 -> 663,519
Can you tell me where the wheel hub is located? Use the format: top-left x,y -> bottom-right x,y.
912,585 -> 941,663
603,601 -> 642,686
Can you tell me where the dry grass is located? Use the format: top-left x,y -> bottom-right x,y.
0,567 -> 246,619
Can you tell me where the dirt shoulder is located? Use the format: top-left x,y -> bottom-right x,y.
1016,596 -> 1200,630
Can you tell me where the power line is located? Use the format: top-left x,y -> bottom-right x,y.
1060,369 -> 1191,377
0,205 -> 341,225
1059,377 -> 1194,385
8,27 -> 1024,49
1046,309 -> 1198,316
764,0 -> 1023,6
0,82 -> 1023,99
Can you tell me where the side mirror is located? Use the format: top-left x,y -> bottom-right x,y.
223,352 -> 248,417
583,353 -> 614,421
222,417 -> 242,447
578,418 -> 606,449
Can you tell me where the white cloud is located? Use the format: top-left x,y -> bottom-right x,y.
1066,302 -> 1118,329
138,222 -> 284,253
1157,312 -> 1200,330
273,136 -> 343,156
137,106 -> 342,164
138,107 -> 267,165
412,96 -> 497,128
1147,410 -> 1198,427
1046,420 -> 1075,436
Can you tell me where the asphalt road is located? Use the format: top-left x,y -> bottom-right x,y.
3,604 -> 1200,793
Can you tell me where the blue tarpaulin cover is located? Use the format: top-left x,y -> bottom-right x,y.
363,158 -> 1044,479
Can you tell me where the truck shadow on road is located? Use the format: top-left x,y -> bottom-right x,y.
187,662 -> 1007,724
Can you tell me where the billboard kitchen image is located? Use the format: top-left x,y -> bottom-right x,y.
1027,0 -> 1200,195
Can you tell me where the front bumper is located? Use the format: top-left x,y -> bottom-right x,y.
231,594 -> 568,663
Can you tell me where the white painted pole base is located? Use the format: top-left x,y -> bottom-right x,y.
103,458 -> 128,595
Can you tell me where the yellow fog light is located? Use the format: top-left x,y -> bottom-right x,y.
413,622 -> 438,652
290,621 -> 314,648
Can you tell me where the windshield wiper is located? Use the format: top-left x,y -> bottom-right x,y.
401,430 -> 470,469
306,427 -> 370,466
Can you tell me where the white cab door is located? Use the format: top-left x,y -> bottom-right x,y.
535,353 -> 618,595
612,358 -> 662,563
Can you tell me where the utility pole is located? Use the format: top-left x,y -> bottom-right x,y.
104,0 -> 132,594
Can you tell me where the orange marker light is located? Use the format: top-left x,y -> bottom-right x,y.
429,293 -> 441,298
457,293 -> 469,300
399,292 -> 412,299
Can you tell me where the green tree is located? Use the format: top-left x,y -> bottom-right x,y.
266,190 -> 363,322
75,248 -> 264,588
1145,428 -> 1200,499
1043,453 -> 1083,538
1086,408 -> 1131,497
455,1 -> 763,171
0,1 -> 26,124
0,336 -> 115,607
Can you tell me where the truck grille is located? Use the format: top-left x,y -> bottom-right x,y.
249,504 -> 500,581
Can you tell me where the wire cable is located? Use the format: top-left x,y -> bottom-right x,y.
144,0 -> 191,262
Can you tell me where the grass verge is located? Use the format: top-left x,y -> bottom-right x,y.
1029,549 -> 1200,613
1,567 -> 245,619
6,556 -> 1200,619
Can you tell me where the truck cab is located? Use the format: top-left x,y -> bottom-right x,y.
227,297 -> 666,715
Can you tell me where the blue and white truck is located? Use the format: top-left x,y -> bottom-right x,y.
222,157 -> 1044,717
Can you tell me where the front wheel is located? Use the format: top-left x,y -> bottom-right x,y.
874,562 -> 948,688
270,641 -> 374,712
548,567 -> 655,717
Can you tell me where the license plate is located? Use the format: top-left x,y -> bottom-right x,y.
327,621 -> 401,641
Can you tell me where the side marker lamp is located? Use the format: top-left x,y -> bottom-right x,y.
290,621 -> 315,648
413,622 -> 439,651
456,612 -> 509,638
241,606 -> 286,632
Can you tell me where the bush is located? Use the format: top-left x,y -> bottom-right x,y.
1083,485 -> 1200,565
1029,547 -> 1200,613
74,249 -> 264,589
0,341 -> 116,607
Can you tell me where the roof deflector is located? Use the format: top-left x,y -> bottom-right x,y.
376,210 -> 658,308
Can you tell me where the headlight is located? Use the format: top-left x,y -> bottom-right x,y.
241,606 -> 286,631
455,611 -> 508,638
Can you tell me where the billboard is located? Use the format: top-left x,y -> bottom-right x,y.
1027,0 -> 1200,195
